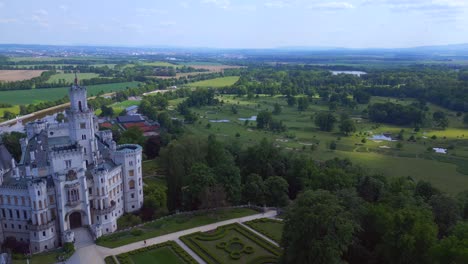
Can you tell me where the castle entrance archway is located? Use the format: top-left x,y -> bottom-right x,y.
69,211 -> 82,229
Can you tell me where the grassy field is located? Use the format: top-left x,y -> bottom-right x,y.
129,246 -> 186,264
96,208 -> 258,248
95,99 -> 140,116
171,94 -> 468,194
181,223 -> 281,264
245,218 -> 284,244
185,76 -> 240,88
46,72 -> 99,83
0,104 -> 20,118
0,82 -> 141,105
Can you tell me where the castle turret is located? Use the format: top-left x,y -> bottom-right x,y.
66,74 -> 99,166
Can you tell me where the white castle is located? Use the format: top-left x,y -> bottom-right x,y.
0,77 -> 144,253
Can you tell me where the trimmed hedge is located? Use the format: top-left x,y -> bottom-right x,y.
180,223 -> 281,264
104,256 -> 117,264
116,241 -> 197,264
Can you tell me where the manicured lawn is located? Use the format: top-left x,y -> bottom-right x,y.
116,241 -> 196,264
180,223 -> 281,264
46,72 -> 99,83
245,218 -> 284,243
130,247 -> 186,264
185,76 -> 240,88
12,250 -> 61,264
97,208 -> 259,248
0,82 -> 141,105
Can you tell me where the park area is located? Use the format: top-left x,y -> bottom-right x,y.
180,223 -> 281,264
185,76 -> 240,88
168,94 -> 468,194
0,70 -> 45,81
245,218 -> 284,244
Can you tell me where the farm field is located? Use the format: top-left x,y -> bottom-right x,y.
0,81 -> 141,105
180,223 -> 281,264
0,70 -> 46,81
185,76 -> 240,88
46,72 -> 99,83
171,94 -> 468,194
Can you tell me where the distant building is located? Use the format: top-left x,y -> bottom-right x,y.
116,115 -> 145,124
125,105 -> 138,115
0,77 -> 144,253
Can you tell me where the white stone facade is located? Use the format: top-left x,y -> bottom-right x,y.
0,80 -> 143,253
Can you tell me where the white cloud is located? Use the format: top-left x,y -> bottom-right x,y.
0,18 -> 18,24
202,0 -> 231,9
180,1 -> 190,8
59,5 -> 69,12
264,1 -> 290,8
135,8 -> 168,17
308,2 -> 355,10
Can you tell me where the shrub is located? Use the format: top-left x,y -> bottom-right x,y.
130,229 -> 144,236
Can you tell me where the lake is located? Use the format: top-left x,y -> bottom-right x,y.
331,70 -> 367,76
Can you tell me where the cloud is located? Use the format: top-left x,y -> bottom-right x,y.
264,1 -> 290,8
135,8 -> 168,17
309,2 -> 355,10
59,5 -> 68,12
180,1 -> 190,8
202,0 -> 231,9
0,18 -> 18,24
32,9 -> 49,27
364,0 -> 467,18
160,21 -> 177,26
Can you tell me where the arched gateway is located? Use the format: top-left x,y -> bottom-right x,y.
69,211 -> 83,229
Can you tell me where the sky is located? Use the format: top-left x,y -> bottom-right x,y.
0,0 -> 468,49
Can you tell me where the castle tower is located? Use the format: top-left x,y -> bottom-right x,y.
66,74 -> 99,166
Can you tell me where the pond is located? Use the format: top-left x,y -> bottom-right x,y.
238,116 -> 257,121
209,119 -> 230,123
433,148 -> 447,154
369,134 -> 395,141
331,70 -> 367,76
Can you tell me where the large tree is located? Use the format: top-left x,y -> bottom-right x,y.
264,176 -> 289,207
314,112 -> 337,132
281,190 -> 358,264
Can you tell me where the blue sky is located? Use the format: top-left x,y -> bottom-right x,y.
0,0 -> 467,48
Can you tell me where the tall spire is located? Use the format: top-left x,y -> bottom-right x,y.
74,71 -> 78,86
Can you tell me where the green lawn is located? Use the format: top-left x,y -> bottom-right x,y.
0,82 -> 141,105
173,94 -> 468,194
245,218 -> 284,244
180,223 -> 281,264
185,76 -> 240,88
12,250 -> 61,264
130,246 -> 186,264
46,72 -> 99,83
96,208 -> 259,248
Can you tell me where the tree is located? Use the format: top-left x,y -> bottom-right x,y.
315,112 -> 337,132
144,135 -> 162,159
55,112 -> 66,123
357,176 -> 384,202
281,190 -> 358,264
339,114 -> 356,135
118,127 -> 145,146
2,110 -> 15,120
414,181 -> 440,202
1,132 -> 24,161
242,173 -> 266,205
256,111 -> 273,129
463,114 -> 468,126
297,97 -> 309,111
431,221 -> 468,264
433,111 -> 449,129
264,176 -> 289,207
429,194 -> 461,237
273,103 -> 282,115
186,163 -> 216,209
100,105 -> 114,117
287,96 -> 297,107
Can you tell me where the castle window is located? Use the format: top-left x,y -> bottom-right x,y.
84,148 -> 87,154
65,160 -> 72,169
88,188 -> 92,195
19,225 -> 21,230
11,224 -> 14,229
1,209 -> 5,218
3,224 -> 6,228
80,122 -> 86,129
7,196 -> 10,204
105,215 -> 107,220
14,196 -> 18,205
82,134 -> 87,140
16,210 -> 19,219
129,170 -> 134,177
23,210 -> 27,219
131,193 -> 135,198
39,201 -> 42,209
129,161 -> 133,166
21,197 -> 25,205
9,209 -> 12,218
129,180 -> 135,190
43,231 -> 46,237
49,195 -> 54,204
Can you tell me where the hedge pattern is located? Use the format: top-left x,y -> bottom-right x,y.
244,218 -> 284,244
180,223 -> 281,264
116,241 -> 197,264
104,256 -> 117,264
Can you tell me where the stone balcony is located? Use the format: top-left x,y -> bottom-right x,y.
92,202 -> 116,216
66,200 -> 81,207
28,219 -> 55,231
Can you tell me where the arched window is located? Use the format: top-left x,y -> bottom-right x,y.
78,101 -> 82,112
129,180 -> 135,190
38,201 -> 42,209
